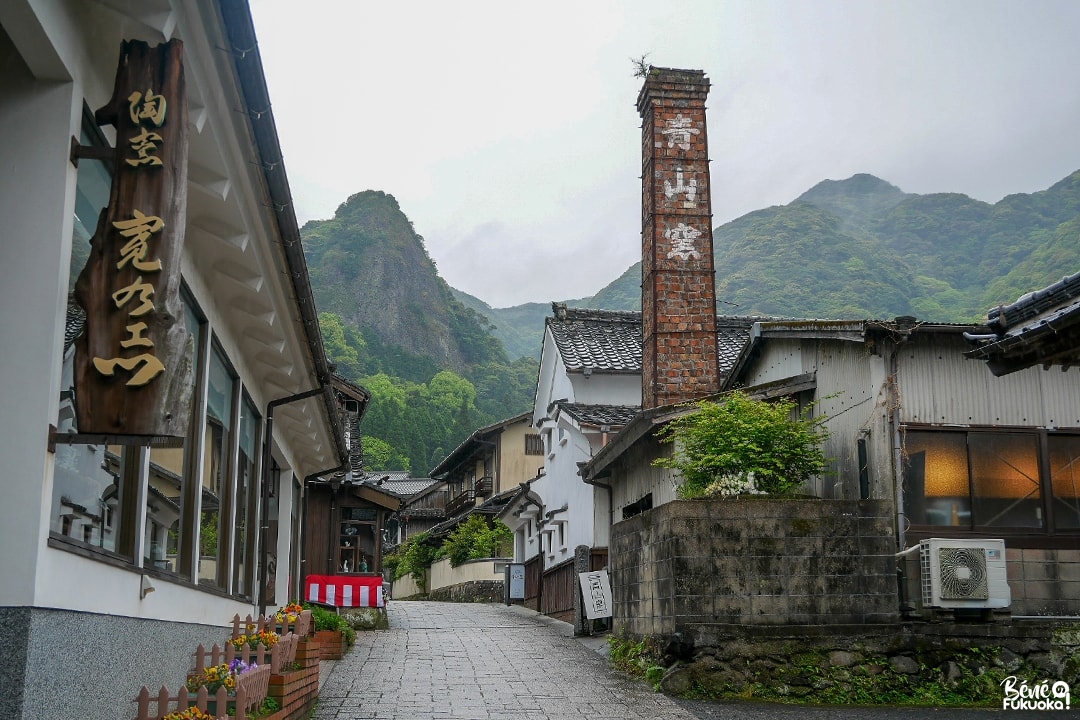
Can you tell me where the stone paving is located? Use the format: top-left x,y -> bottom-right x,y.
314,601 -> 1076,720
313,601 -> 697,720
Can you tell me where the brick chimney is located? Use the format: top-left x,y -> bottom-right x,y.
638,67 -> 719,409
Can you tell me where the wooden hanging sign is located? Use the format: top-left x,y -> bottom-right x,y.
73,38 -> 192,438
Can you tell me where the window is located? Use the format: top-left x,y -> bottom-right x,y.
233,393 -> 261,597
51,443 -> 134,557
1050,435 -> 1080,529
525,433 -> 544,455
199,343 -> 236,588
50,111 -> 127,556
265,461 -> 280,605
622,493 -> 653,520
903,428 -> 1080,535
145,291 -> 205,576
69,104 -> 112,291
338,506 -> 377,573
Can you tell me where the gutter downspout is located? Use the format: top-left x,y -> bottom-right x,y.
259,386 -> 342,616
581,471 -> 614,546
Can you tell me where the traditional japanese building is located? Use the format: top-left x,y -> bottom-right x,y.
0,3 -> 345,718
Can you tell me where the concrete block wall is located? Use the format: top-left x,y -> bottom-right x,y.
611,498 -> 899,639
1005,547 -> 1080,615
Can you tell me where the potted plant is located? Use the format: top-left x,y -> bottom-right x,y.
306,604 -> 347,660
185,659 -> 263,717
162,709 -> 217,720
230,627 -> 280,651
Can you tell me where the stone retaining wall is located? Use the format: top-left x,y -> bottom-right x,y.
428,580 -> 504,603
656,620 -> 1080,702
610,498 -> 898,639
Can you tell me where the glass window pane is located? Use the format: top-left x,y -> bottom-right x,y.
234,395 -> 259,597
145,447 -> 184,571
1049,435 -> 1080,530
969,433 -> 1043,528
903,431 -> 970,527
69,125 -> 111,291
51,444 -> 128,555
200,346 -> 234,587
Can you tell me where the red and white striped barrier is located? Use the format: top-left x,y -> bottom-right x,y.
304,574 -> 385,608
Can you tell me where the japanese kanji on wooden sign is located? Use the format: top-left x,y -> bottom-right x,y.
73,39 -> 193,437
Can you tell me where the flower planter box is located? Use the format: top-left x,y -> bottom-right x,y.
295,637 -> 321,667
268,664 -> 320,720
314,630 -> 343,660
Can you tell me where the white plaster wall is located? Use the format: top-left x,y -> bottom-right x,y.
571,373 -> 641,406
34,543 -> 253,624
428,556 -> 507,592
0,8 -> 80,609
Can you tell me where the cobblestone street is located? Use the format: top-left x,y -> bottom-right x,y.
314,602 -> 1072,720
314,601 -> 694,720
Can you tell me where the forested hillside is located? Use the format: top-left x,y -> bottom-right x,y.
305,172 -> 1080,475
476,171 -> 1080,358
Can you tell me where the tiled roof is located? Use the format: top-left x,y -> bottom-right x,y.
547,306 -> 642,374
966,270 -> 1080,375
371,475 -> 441,499
716,315 -> 776,377
556,403 -> 640,428
546,305 -> 772,379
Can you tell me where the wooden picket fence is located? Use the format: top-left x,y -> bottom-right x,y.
193,634 -> 297,677
231,610 -> 312,640
130,610 -> 315,720
134,684 -> 245,720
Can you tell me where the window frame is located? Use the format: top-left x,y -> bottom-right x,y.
902,424 -> 1080,547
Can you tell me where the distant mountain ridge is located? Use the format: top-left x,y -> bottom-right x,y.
301,173 -> 1080,471
471,170 -> 1080,359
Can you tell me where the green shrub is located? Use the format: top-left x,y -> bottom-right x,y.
654,391 -> 828,498
609,632 -> 663,678
438,515 -> 513,568
304,603 -> 345,632
395,532 -> 439,591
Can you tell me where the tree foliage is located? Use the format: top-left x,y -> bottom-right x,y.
389,532 -> 440,591
654,392 -> 828,498
438,515 -> 513,567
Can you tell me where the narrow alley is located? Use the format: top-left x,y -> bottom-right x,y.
313,602 -> 1069,720
314,601 -> 692,720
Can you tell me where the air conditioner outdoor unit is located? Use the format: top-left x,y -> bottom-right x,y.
920,538 -> 1011,610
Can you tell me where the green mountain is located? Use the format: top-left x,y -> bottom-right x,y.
474,170 -> 1080,358
305,173 -> 1080,472
302,191 -> 536,473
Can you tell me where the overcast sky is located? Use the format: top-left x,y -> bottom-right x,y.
250,0 -> 1080,309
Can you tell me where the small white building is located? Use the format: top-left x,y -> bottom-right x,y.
0,3 -> 345,718
501,306 -> 640,569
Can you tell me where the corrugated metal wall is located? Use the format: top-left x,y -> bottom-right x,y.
898,334 -> 1080,429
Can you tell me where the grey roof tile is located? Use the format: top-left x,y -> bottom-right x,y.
547,306 -> 773,379
556,403 -> 640,427
547,307 -> 642,374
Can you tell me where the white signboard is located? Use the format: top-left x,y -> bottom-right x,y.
579,569 -> 612,620
508,563 -> 526,600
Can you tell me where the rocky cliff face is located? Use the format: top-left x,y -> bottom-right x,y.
303,190 -> 501,372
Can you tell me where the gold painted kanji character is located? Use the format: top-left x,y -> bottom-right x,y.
119,321 -> 154,349
92,353 -> 165,386
126,127 -> 164,167
112,277 -> 156,316
128,89 -> 167,127
114,210 -> 164,272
